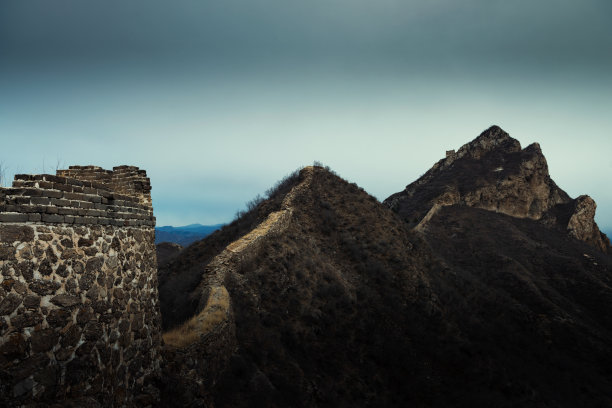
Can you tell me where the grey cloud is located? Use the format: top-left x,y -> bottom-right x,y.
2,0 -> 611,71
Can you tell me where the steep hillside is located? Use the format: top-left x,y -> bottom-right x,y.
157,169 -> 303,331
158,160 -> 612,407
156,242 -> 183,265
160,166 -> 444,407
420,205 -> 612,407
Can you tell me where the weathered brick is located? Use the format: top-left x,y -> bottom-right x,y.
41,190 -> 62,199
9,197 -> 30,206
51,198 -> 71,207
0,213 -> 28,223
70,185 -> 84,193
30,197 -> 51,205
15,204 -> 36,213
85,209 -> 103,217
58,207 -> 78,216
83,217 -> 98,225
37,181 -> 54,189
41,214 -> 64,223
64,192 -> 85,201
43,175 -> 66,184
66,178 -> 84,187
53,183 -> 72,192
28,213 -> 42,222
91,182 -> 107,190
22,188 -> 44,197
0,225 -> 35,242
10,180 -> 28,187
73,216 -> 88,224
3,188 -> 25,196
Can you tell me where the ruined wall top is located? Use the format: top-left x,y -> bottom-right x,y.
57,165 -> 152,207
0,165 -> 154,227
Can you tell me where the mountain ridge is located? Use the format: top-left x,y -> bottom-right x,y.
157,126 -> 612,407
155,223 -> 223,246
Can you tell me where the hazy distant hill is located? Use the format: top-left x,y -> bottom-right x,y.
158,127 -> 612,408
155,223 -> 223,246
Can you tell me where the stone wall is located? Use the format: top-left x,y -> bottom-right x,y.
0,166 -> 161,407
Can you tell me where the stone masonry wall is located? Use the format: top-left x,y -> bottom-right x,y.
0,166 -> 161,407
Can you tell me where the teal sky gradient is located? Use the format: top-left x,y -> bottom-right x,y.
1,1 -> 611,228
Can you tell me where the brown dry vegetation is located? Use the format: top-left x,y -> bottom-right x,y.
158,164 -> 612,407
162,286 -> 230,348
157,168 -> 303,331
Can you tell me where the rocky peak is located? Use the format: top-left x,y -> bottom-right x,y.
454,125 -> 522,161
385,126 -> 610,253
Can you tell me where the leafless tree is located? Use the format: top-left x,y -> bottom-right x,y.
0,161 -> 6,187
55,157 -> 64,173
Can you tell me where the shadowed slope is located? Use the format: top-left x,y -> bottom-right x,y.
158,158 -> 612,407
421,205 -> 612,406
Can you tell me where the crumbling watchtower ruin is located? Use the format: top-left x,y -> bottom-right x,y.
0,165 -> 161,406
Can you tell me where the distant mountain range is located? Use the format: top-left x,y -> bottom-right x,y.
155,223 -> 223,246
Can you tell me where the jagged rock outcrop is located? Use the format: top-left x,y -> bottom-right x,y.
565,195 -> 610,252
385,125 -> 610,252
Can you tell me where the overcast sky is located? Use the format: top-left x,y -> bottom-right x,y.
1,0 -> 611,229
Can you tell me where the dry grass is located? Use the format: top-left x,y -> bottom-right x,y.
227,210 -> 288,253
162,285 -> 230,348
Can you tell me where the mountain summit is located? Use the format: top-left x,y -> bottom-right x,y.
385,125 -> 610,252
158,128 -> 612,407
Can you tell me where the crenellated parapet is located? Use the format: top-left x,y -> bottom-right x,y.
0,166 -> 154,228
57,165 -> 153,207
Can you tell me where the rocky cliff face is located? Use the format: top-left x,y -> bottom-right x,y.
384,126 -> 610,252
